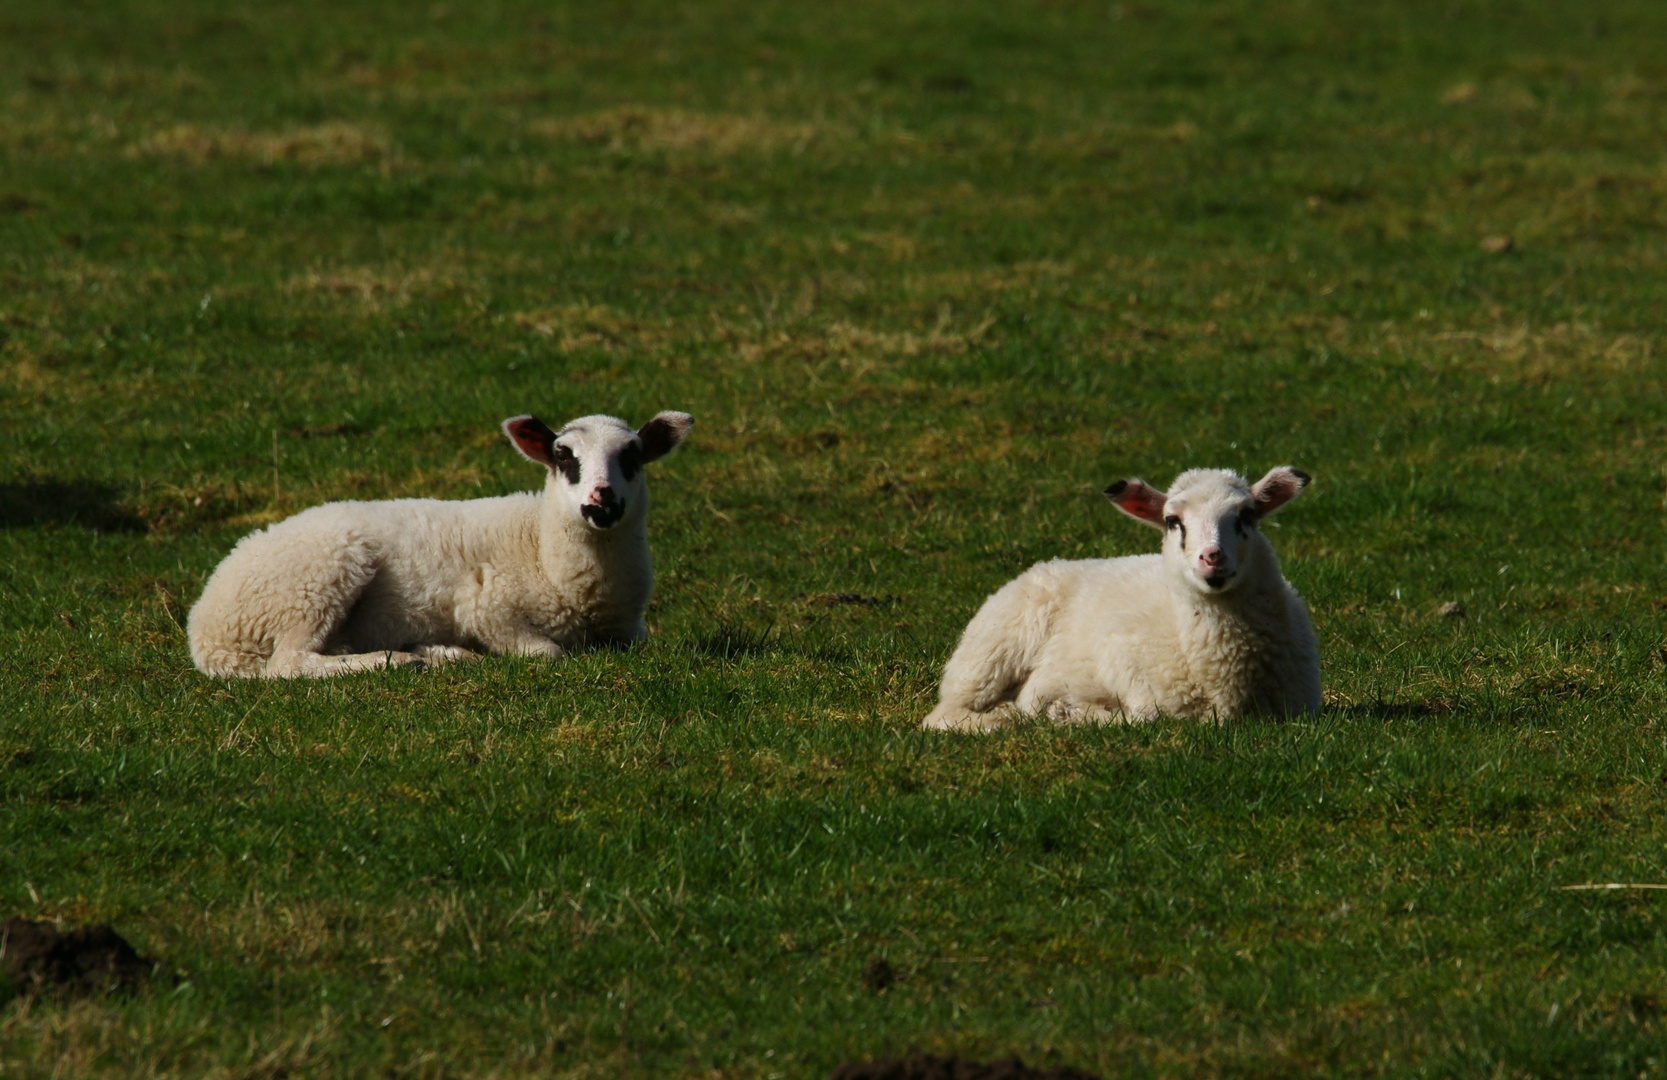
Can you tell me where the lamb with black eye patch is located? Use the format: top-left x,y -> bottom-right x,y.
187,410 -> 693,678
923,466 -> 1321,731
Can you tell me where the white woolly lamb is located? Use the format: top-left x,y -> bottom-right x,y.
187,410 -> 693,678
922,466 -> 1321,731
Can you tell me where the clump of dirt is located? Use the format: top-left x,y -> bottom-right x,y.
813,593 -> 897,608
861,955 -> 895,991
832,1057 -> 1098,1080
0,917 -> 154,994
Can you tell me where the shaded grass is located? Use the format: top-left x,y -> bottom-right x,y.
3,0 -> 1667,1075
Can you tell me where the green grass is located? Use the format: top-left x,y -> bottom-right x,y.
3,0 -> 1667,1075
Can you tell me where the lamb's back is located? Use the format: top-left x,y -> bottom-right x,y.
289,494 -> 537,558
1047,553 -> 1175,638
202,493 -> 540,610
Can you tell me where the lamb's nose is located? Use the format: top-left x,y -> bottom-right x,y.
1200,547 -> 1225,567
588,486 -> 616,506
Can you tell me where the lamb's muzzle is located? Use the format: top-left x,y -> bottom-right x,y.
581,485 -> 626,529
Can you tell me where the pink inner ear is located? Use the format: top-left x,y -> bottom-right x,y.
503,416 -> 556,466
1256,481 -> 1295,510
1112,480 -> 1167,524
637,411 -> 693,463
1252,468 -> 1310,513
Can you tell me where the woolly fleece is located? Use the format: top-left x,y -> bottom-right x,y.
922,467 -> 1321,730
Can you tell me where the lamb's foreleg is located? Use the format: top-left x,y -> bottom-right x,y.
508,633 -> 565,660
266,644 -> 427,678
411,644 -> 480,666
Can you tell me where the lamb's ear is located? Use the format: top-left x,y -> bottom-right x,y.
1104,479 -> 1167,529
1251,466 -> 1311,515
638,411 -> 693,463
503,415 -> 558,467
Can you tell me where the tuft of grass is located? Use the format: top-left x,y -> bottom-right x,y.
3,0 -> 1667,1076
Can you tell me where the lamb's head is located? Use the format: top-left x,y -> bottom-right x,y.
502,410 -> 693,532
1105,466 -> 1310,595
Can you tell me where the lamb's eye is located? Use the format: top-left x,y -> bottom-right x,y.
1164,516 -> 1181,531
618,444 -> 643,481
550,444 -> 581,484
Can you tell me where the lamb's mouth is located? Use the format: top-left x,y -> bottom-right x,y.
580,501 -> 626,529
1204,572 -> 1233,590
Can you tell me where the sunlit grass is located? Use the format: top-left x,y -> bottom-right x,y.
3,0 -> 1666,1076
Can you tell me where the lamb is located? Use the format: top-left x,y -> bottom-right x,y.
187,410 -> 693,678
922,466 -> 1321,731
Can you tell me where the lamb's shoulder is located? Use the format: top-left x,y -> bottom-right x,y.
465,512 -> 650,646
996,552 -> 1155,599
1171,576 -> 1318,716
344,494 -> 538,552
314,493 -> 547,613
1279,576 -> 1318,635
543,531 -> 654,642
1054,555 -> 1191,704
1232,573 -> 1318,658
984,555 -> 1175,651
386,493 -> 551,607
986,555 -> 1178,720
1054,553 -> 1172,629
1259,577 -> 1322,712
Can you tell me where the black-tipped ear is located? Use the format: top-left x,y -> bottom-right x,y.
1105,478 -> 1167,528
1251,466 -> 1311,515
503,415 -> 558,467
638,411 -> 693,463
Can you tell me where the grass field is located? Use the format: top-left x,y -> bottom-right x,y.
3,0 -> 1667,1075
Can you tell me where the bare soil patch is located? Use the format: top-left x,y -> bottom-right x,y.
0,917 -> 155,994
831,1056 -> 1098,1080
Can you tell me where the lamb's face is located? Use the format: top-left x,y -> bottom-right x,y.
546,417 -> 648,530
502,410 -> 694,533
1106,465 -> 1311,596
1158,471 -> 1265,594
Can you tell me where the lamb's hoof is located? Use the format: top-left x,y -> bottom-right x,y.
413,644 -> 480,667
1045,700 -> 1118,726
921,706 -> 1001,733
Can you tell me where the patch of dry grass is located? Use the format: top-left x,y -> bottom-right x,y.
509,302 -> 667,352
506,302 -> 996,366
1430,322 -> 1656,382
532,106 -> 826,156
284,265 -> 464,309
129,123 -> 393,167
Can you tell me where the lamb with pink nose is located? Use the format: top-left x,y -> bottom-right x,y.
187,409 -> 692,678
923,466 -> 1322,730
